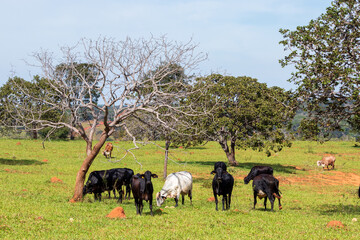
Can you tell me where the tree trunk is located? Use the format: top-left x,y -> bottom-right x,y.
163,140 -> 170,179
70,131 -> 109,202
70,129 -> 75,140
218,137 -> 238,166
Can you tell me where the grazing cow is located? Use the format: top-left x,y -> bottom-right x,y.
214,161 -> 227,171
103,142 -> 113,158
109,168 -> 134,200
83,171 -> 106,201
156,171 -> 193,207
244,166 -> 274,184
252,174 -> 282,211
358,186 -> 360,198
83,169 -> 126,202
211,166 -> 234,211
317,155 -> 336,170
131,171 -> 158,216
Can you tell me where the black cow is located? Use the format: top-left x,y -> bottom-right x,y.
131,171 -> 158,216
252,174 -> 282,211
358,186 -> 360,198
83,169 -> 126,202
211,166 -> 234,211
83,171 -> 106,201
108,168 -> 134,201
214,161 -> 227,172
244,166 -> 274,184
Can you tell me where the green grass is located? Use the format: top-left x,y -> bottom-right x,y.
0,139 -> 360,239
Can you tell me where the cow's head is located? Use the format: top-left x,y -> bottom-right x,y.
141,171 -> 158,185
156,192 -> 166,206
212,167 -> 226,182
317,161 -> 324,167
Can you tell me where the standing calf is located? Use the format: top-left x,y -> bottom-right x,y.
103,142 -> 113,158
131,171 -> 158,216
211,165 -> 234,211
317,155 -> 336,170
156,171 -> 193,207
244,166 -> 274,184
252,174 -> 282,211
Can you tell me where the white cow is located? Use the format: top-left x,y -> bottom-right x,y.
156,171 -> 193,207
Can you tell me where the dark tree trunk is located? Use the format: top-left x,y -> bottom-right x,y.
32,123 -> 38,139
218,136 -> 238,166
163,140 -> 170,179
70,130 -> 75,140
32,130 -> 38,139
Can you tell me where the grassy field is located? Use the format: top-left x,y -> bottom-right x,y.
0,139 -> 360,239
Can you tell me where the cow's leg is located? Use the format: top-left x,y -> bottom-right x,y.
278,197 -> 282,210
264,196 -> 268,210
253,190 -> 257,209
149,199 -> 153,216
228,192 -> 232,210
174,197 -> 179,207
222,195 -> 226,211
134,198 -> 140,215
98,193 -> 102,202
182,194 -> 185,205
214,193 -> 219,211
189,190 -> 192,205
126,184 -> 131,200
139,200 -> 143,216
270,197 -> 275,211
117,188 -> 123,203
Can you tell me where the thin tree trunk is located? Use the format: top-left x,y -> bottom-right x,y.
163,140 -> 170,179
70,131 -> 109,202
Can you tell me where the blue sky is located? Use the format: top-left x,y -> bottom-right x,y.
0,0 -> 333,90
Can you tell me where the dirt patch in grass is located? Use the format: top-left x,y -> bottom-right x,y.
279,171 -> 360,186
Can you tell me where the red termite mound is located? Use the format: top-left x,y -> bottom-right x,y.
106,207 -> 126,219
50,177 -> 63,183
326,220 -> 344,228
207,197 -> 215,202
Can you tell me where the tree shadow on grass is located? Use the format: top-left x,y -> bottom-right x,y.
186,161 -> 298,174
0,158 -> 45,166
318,204 -> 360,216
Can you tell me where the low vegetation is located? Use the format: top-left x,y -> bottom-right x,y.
0,139 -> 359,239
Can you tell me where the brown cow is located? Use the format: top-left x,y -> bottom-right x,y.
103,142 -> 113,159
317,155 -> 336,170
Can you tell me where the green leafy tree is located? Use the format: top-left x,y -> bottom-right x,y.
280,0 -> 360,140
0,76 -> 65,139
189,74 -> 295,166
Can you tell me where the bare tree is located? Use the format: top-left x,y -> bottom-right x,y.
3,36 -> 207,202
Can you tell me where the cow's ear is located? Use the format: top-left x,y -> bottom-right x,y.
211,170 -> 215,175
152,174 -> 158,178
140,174 -> 145,178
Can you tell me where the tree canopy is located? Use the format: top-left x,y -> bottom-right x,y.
189,74 -> 295,165
280,0 -> 360,139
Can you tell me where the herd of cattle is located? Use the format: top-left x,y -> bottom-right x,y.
83,161 -> 285,215
83,148 -> 359,215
